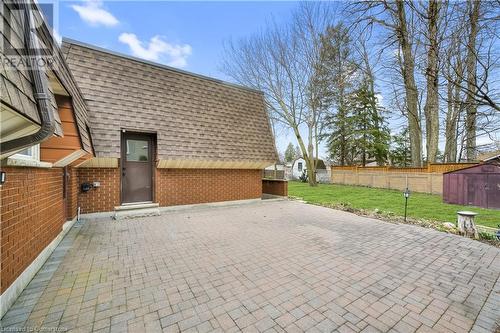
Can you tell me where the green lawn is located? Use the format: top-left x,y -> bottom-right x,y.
288,181 -> 500,228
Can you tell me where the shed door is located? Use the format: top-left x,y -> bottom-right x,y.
486,174 -> 500,209
466,174 -> 487,207
121,133 -> 153,203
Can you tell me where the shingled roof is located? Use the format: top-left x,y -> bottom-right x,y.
62,39 -> 278,168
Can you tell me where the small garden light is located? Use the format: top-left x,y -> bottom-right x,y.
403,187 -> 410,222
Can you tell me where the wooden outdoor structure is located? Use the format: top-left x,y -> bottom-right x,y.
331,163 -> 478,174
330,163 -> 478,195
443,162 -> 500,209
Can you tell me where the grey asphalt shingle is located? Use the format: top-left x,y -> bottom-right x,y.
62,39 -> 277,163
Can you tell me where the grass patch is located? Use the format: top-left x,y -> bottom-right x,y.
288,181 -> 500,229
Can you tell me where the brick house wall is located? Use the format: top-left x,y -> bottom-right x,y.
77,168 -> 120,213
76,168 -> 262,211
0,167 -> 65,293
156,169 -> 262,206
262,179 -> 288,196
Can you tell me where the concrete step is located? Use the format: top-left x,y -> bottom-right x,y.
114,202 -> 160,220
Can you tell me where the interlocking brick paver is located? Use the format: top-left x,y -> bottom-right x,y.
1,200 -> 499,332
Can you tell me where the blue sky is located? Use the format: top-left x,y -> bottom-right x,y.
58,1 -> 297,78
52,1 -> 496,159
55,0 -> 302,155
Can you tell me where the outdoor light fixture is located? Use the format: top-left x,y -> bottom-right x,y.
403,187 -> 410,222
0,171 -> 5,185
81,182 -> 93,192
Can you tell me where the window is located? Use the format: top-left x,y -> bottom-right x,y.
126,139 -> 149,162
297,162 -> 303,172
12,144 -> 40,161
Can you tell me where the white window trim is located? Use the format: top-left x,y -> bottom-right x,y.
6,144 -> 51,168
11,144 -> 40,161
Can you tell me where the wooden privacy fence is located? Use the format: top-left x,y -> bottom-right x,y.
331,163 -> 478,174
330,163 -> 478,195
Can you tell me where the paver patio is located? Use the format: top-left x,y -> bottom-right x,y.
1,200 -> 499,333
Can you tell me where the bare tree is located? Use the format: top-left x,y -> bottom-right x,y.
294,3 -> 334,175
464,0 -> 481,160
422,0 -> 441,163
447,0 -> 499,113
221,3 -> 332,186
443,44 -> 465,162
438,0 -> 499,162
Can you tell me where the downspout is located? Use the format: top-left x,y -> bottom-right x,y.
1,1 -> 55,155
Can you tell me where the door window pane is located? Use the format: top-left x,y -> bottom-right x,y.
126,139 -> 149,161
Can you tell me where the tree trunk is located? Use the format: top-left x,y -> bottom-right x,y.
307,124 -> 317,186
444,79 -> 457,162
338,89 -> 347,167
465,0 -> 480,161
293,127 -> 317,186
444,58 -> 463,162
314,115 -> 321,180
424,0 -> 440,163
395,1 -> 422,167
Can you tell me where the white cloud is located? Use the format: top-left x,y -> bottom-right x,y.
118,33 -> 192,68
71,0 -> 119,27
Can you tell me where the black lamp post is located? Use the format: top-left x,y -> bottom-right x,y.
403,187 -> 410,222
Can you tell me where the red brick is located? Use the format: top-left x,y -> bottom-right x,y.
0,167 -> 65,292
262,180 -> 288,196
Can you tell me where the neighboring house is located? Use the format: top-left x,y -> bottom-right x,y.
364,161 -> 379,167
0,2 -> 276,318
284,162 -> 293,180
265,164 -> 285,171
290,157 -> 328,182
478,150 -> 500,162
291,157 -> 306,179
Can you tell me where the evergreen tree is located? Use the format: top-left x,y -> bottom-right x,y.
325,106 -> 356,166
317,24 -> 358,166
390,127 -> 412,167
294,145 -> 302,159
348,84 -> 390,166
325,81 -> 390,166
284,143 -> 296,163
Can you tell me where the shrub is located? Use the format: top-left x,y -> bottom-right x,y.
299,170 -> 308,183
